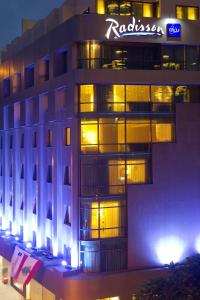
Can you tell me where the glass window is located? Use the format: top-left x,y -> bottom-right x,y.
120,1 -> 132,16
64,128 -> 71,146
99,118 -> 125,145
126,159 -> 147,184
176,6 -> 199,20
186,46 -> 199,71
187,7 -> 199,20
97,0 -> 105,14
176,6 -> 184,19
112,85 -> 125,112
126,120 -> 151,143
81,120 -> 98,153
143,3 -> 153,17
47,129 -> 53,147
126,85 -> 150,102
151,86 -> 174,102
152,120 -> 175,142
106,0 -> 119,15
91,201 -> 121,239
175,86 -> 190,103
108,160 -> 126,194
80,85 -> 95,112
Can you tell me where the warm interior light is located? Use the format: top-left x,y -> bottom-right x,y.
143,3 -> 153,17
97,0 -> 105,14
80,85 -> 95,112
91,201 -> 120,239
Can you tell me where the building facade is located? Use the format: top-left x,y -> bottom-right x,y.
0,0 -> 200,299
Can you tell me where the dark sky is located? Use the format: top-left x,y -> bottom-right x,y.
0,0 -> 64,48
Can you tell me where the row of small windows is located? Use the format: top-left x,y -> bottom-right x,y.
2,50 -> 68,97
6,163 -> 71,185
2,195 -> 71,225
97,0 -> 199,20
0,127 -> 71,150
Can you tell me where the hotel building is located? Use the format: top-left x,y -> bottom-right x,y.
0,0 -> 200,299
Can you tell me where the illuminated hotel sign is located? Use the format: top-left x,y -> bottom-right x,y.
105,17 -> 165,39
167,23 -> 181,38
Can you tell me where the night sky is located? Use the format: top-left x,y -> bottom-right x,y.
0,0 -> 64,49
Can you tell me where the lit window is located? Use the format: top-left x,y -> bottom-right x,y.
176,6 -> 184,19
126,120 -> 151,143
99,118 -> 125,153
120,1 -> 132,16
112,85 -> 125,112
126,85 -> 150,102
91,201 -> 120,239
176,6 -> 199,20
108,160 -> 126,194
151,86 -> 173,103
80,85 -> 95,112
127,159 -> 147,184
152,121 -> 174,142
64,128 -> 71,146
97,0 -> 105,14
81,120 -> 98,152
143,3 -> 153,17
187,7 -> 199,20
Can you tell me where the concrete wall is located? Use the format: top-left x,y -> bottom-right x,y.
128,104 -> 200,269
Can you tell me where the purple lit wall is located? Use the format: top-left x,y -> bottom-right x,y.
128,104 -> 200,269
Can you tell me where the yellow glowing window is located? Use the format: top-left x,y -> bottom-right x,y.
152,123 -> 174,142
81,120 -> 98,152
107,1 -> 119,15
127,159 -> 147,184
176,6 -> 184,19
90,41 -> 101,58
187,7 -> 198,20
112,85 -> 125,112
151,86 -> 173,103
80,85 -> 95,112
120,1 -> 132,16
126,85 -> 150,102
64,128 -> 71,146
97,0 -> 105,14
91,201 -> 120,239
126,120 -> 151,143
99,119 -> 125,145
143,3 -> 153,17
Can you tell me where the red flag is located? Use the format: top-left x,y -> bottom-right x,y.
10,246 -> 30,281
16,256 -> 42,286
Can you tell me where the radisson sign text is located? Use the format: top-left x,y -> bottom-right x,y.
105,17 -> 165,39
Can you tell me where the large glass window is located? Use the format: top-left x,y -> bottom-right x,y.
91,201 -> 121,238
81,120 -> 98,153
152,120 -> 175,142
81,199 -> 126,239
81,117 -> 175,154
80,85 -> 95,112
99,118 -> 125,153
81,155 -> 151,197
78,43 -> 200,71
126,120 -> 151,143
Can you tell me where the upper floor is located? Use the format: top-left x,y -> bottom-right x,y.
1,1 -> 200,103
